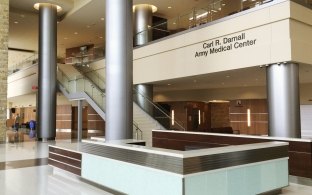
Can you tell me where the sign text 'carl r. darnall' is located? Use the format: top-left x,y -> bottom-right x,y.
194,33 -> 257,58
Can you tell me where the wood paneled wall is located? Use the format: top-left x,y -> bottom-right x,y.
87,106 -> 105,137
71,106 -> 88,139
11,107 -> 36,124
210,102 -> 230,128
229,99 -> 268,135
168,101 -> 210,131
56,105 -> 72,129
169,102 -> 187,131
160,101 -> 229,132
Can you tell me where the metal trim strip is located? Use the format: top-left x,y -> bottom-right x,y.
81,143 -> 288,175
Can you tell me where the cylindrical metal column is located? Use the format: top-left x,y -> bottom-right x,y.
266,63 -> 301,138
37,3 -> 57,141
77,100 -> 83,142
105,0 -> 133,141
133,4 -> 155,116
134,84 -> 154,115
133,4 -> 153,46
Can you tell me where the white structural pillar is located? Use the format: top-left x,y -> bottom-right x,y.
266,62 -> 301,138
35,3 -> 59,141
105,0 -> 133,140
77,100 -> 83,142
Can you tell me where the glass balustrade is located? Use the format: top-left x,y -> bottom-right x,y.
8,53 -> 38,75
56,67 -> 106,111
134,0 -> 282,45
73,66 -> 185,130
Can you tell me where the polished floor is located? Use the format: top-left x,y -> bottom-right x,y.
0,129 -> 312,195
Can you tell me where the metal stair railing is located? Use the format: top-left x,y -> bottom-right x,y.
58,66 -> 144,138
73,65 -> 186,131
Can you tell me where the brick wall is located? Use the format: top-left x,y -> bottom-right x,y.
0,0 -> 9,142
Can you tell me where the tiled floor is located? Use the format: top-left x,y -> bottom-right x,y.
0,129 -> 312,195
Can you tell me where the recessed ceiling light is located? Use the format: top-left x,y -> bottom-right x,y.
168,6 -> 172,9
167,84 -> 171,86
74,32 -> 78,35
14,21 -> 19,24
100,18 -> 105,21
99,36 -> 103,39
173,22 -> 176,25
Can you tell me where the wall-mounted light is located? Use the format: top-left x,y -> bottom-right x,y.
171,110 -> 175,126
247,109 -> 251,127
198,110 -> 201,125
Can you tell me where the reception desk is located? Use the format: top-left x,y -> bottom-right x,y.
153,130 -> 312,179
49,139 -> 288,195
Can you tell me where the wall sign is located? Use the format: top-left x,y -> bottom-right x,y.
195,33 -> 257,58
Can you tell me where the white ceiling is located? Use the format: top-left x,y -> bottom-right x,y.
9,0 -> 210,58
153,64 -> 312,92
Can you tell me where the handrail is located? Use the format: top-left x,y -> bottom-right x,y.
74,65 -> 185,130
57,66 -> 105,108
74,66 -> 106,94
8,53 -> 38,75
72,64 -> 186,130
133,87 -> 185,131
133,0 -> 276,44
133,121 -> 143,140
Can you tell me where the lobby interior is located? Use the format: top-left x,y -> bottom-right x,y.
2,0 -> 312,194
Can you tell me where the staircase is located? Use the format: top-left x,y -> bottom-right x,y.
57,64 -> 167,146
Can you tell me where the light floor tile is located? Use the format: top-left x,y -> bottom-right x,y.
0,165 -> 113,195
281,183 -> 312,195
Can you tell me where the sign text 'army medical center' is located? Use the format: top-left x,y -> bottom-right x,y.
194,33 -> 257,58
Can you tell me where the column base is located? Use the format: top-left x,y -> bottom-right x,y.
37,137 -> 55,142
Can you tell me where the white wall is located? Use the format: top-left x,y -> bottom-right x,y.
8,65 -> 38,98
133,1 -> 297,84
300,105 -> 312,138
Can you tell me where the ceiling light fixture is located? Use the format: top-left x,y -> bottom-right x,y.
14,21 -> 19,24
74,32 -> 78,35
133,4 -> 158,13
168,6 -> 172,9
100,18 -> 105,21
34,3 -> 62,12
